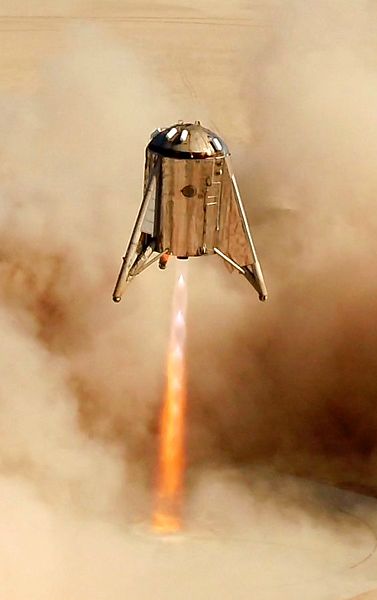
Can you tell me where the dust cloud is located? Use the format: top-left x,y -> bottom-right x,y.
0,1 -> 377,599
188,0 -> 377,495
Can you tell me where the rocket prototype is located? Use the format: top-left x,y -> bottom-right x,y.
113,121 -> 267,302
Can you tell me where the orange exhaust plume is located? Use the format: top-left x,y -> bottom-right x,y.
153,270 -> 187,533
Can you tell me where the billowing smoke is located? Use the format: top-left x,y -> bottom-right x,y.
0,2 -> 377,599
188,0 -> 377,496
0,24 -> 192,522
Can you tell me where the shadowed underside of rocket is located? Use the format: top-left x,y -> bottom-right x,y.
112,121 -> 268,302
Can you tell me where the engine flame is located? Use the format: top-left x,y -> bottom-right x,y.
153,267 -> 187,533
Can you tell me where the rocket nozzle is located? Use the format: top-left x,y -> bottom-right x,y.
159,252 -> 170,270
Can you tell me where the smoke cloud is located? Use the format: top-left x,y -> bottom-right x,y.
0,2 -> 377,599
188,0 -> 377,496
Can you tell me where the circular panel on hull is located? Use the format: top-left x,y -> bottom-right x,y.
181,184 -> 197,198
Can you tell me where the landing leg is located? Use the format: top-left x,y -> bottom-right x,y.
112,157 -> 161,302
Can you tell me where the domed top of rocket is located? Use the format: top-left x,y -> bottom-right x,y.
148,121 -> 229,159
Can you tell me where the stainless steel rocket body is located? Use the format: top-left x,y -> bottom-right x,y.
113,122 -> 267,302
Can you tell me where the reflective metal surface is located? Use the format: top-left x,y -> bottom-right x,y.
113,122 -> 267,302
148,121 -> 229,159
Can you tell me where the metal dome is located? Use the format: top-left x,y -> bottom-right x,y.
148,121 -> 229,159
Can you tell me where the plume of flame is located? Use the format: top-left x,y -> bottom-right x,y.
153,270 -> 187,533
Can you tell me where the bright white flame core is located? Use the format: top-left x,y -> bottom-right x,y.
175,311 -> 185,327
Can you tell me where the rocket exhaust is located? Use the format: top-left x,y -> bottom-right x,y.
153,266 -> 188,533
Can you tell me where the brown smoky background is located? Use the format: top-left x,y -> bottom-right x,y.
1,0 -> 377,505
0,0 -> 377,598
